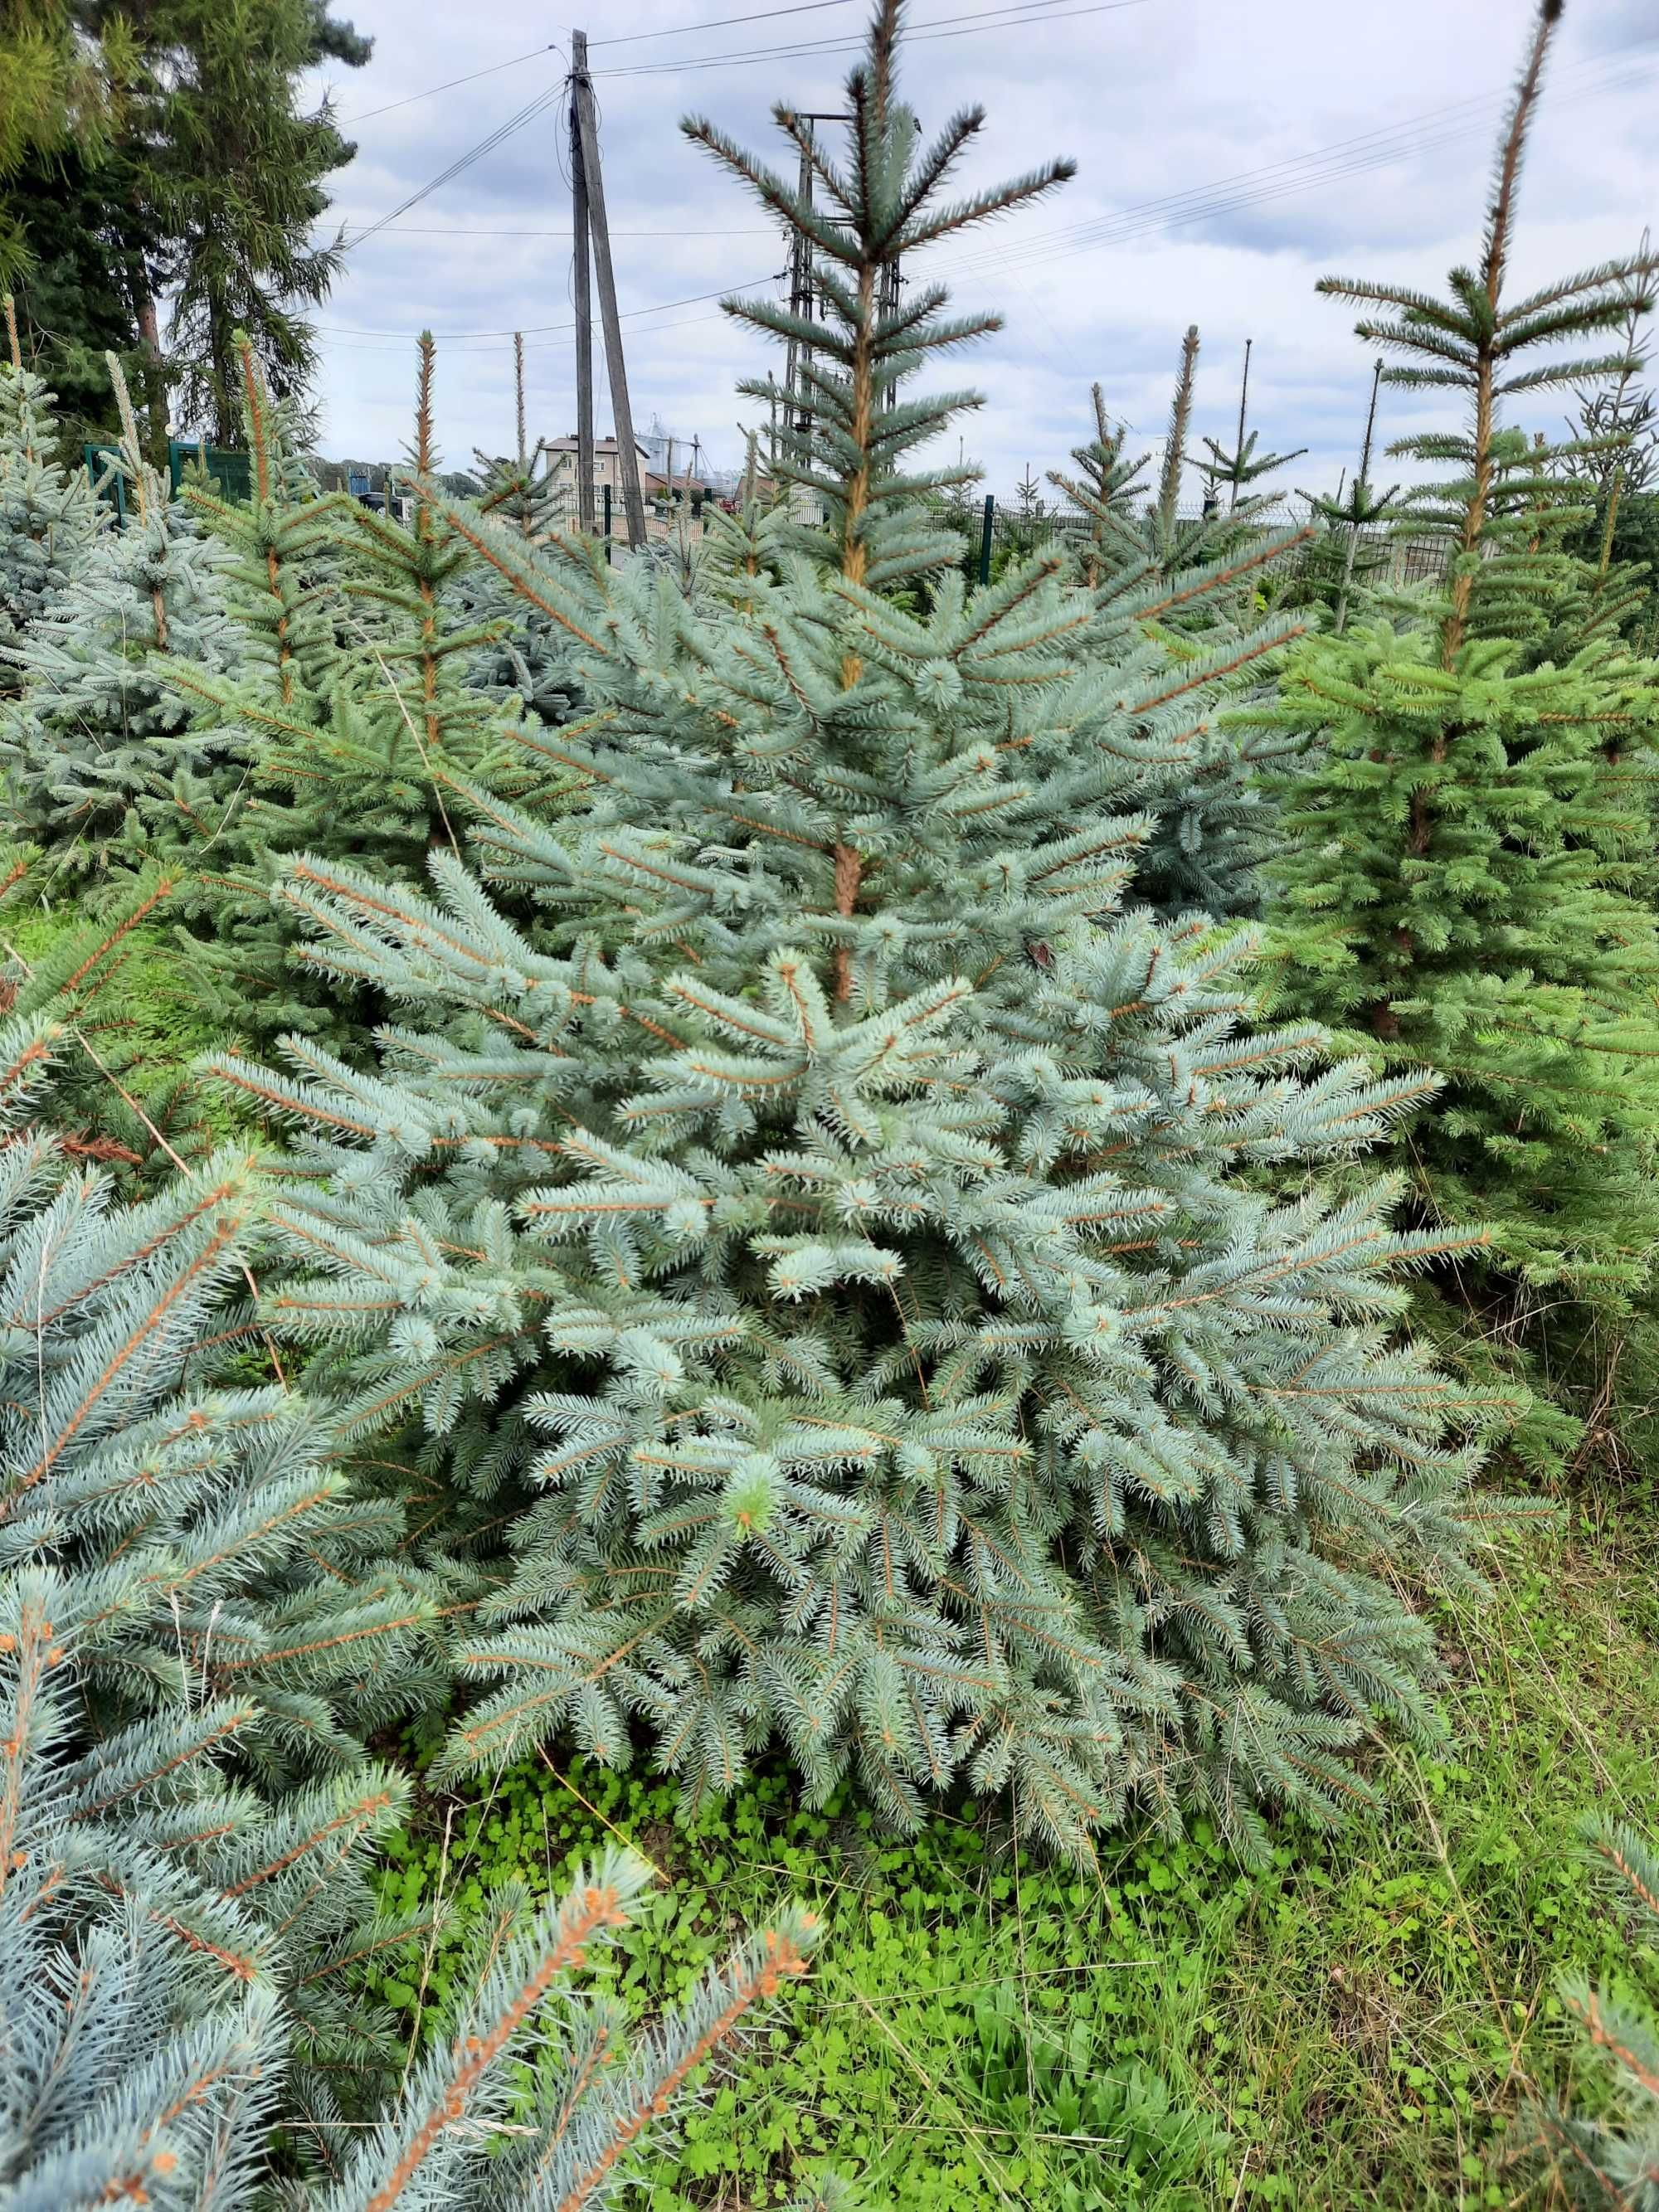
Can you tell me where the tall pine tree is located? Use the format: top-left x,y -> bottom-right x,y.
0,0 -> 125,292
84,0 -> 372,442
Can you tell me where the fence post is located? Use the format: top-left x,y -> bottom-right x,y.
603,481 -> 612,566
977,493 -> 995,587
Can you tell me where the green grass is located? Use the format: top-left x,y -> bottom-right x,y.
367,1483 -> 1659,2209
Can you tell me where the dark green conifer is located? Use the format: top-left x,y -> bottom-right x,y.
1258,0 -> 1659,1468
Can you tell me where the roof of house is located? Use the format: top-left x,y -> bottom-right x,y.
643,469 -> 714,496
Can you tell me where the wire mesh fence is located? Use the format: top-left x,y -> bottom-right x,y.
937,491 -> 1454,593
78,437 -> 1457,593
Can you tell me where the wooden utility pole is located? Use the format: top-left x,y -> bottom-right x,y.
878,259 -> 901,413
785,130 -> 815,437
570,41 -> 596,537
513,332 -> 533,537
1333,359 -> 1384,635
571,31 -> 646,551
781,114 -> 855,443
514,332 -> 527,470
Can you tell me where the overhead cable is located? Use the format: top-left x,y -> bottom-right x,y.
316,277 -> 781,348
342,78 -> 566,251
591,2 -> 855,46
944,47 -> 1658,284
595,0 -> 1154,77
339,45 -> 562,125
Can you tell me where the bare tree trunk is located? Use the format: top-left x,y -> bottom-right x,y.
133,281 -> 169,469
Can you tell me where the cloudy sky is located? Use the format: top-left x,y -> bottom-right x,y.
299,0 -> 1657,503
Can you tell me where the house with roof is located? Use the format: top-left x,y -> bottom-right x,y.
543,433 -> 649,522
643,466 -> 717,511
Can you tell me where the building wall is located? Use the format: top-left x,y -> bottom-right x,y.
545,441 -> 648,516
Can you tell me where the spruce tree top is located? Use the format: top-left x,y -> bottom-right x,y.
690,17 -> 1073,588
1043,338 -> 1317,917
1048,329 -> 1309,619
1317,0 -> 1657,660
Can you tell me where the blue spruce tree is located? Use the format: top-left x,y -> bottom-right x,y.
208,0 -> 1509,1860
0,357 -> 236,878
0,1026 -> 827,2209
0,335 -> 567,1194
0,299 -> 101,687
460,421 -> 586,733
0,1018 -> 428,2202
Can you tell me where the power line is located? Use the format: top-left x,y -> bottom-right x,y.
333,0 -> 1149,259
321,52 -> 1651,349
338,44 -> 562,125
323,306 -> 736,360
342,224 -> 780,241
317,15 -> 1653,387
596,0 -> 1154,77
336,6 -> 859,130
937,49 -> 1655,468
341,78 -> 565,251
591,2 -> 855,46
351,64 -> 1492,280
943,46 -> 1658,285
527,300 -> 741,357
317,277 -> 781,348
519,303 -> 737,358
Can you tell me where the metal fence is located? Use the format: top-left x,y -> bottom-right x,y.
71,445 -> 1456,592
946,492 -> 1452,592
85,438 -> 252,523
